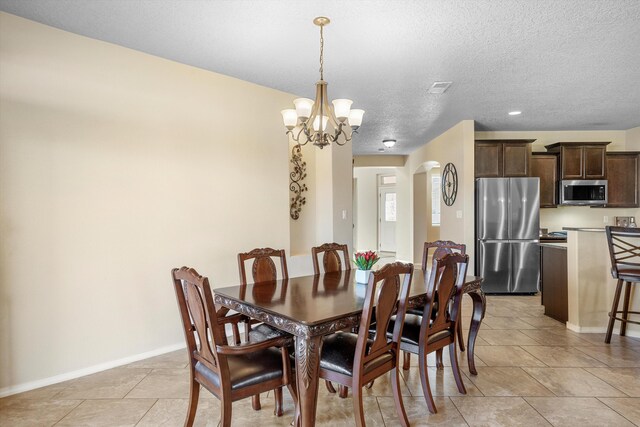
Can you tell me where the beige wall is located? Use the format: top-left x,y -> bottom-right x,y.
627,126 -> 640,150
0,13 -> 300,394
476,130 -> 628,152
413,173 -> 427,263
289,141 -> 317,256
400,121 -> 476,268
476,130 -> 640,230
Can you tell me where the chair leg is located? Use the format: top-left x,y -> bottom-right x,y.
352,384 -> 366,427
220,397 -> 232,427
391,367 -> 410,427
435,349 -> 444,369
185,378 -> 200,427
606,279 -> 624,343
620,281 -> 632,337
325,380 -> 337,393
339,385 -> 349,398
231,323 -> 241,345
251,394 -> 261,411
403,351 -> 411,370
418,348 -> 437,414
244,321 -> 252,342
274,387 -> 284,416
449,342 -> 466,394
457,321 -> 466,352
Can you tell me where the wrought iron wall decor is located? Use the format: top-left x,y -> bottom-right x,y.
290,143 -> 308,220
442,162 -> 458,206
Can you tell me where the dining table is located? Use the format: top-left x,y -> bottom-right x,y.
213,268 -> 485,427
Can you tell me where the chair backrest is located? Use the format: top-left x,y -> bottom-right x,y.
354,261 -> 414,372
238,248 -> 289,285
606,226 -> 640,278
171,267 -> 228,375
422,253 -> 469,337
422,240 -> 466,271
311,243 -> 351,274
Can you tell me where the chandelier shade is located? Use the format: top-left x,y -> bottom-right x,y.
281,17 -> 364,148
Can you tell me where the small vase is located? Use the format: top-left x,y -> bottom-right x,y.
356,269 -> 372,284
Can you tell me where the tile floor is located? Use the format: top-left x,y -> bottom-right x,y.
2,294 -> 640,426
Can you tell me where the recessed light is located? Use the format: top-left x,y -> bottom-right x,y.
508,111 -> 522,116
383,139 -> 396,148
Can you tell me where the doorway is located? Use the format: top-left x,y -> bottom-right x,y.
378,175 -> 397,253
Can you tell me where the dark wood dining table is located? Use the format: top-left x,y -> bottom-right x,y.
214,268 -> 485,427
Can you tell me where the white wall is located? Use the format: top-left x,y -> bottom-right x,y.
352,167 -> 399,252
427,167 -> 441,243
0,13 -> 300,394
476,130 -> 640,230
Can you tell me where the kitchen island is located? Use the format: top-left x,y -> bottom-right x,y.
564,227 -> 640,337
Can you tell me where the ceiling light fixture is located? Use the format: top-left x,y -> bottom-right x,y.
281,17 -> 364,149
383,139 -> 396,148
508,111 -> 522,116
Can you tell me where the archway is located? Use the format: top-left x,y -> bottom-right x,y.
412,161 -> 440,266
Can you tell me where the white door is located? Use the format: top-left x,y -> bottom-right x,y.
378,187 -> 397,252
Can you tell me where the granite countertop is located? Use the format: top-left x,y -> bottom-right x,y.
562,227 -> 605,232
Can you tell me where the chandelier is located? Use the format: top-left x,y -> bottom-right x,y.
281,17 -> 364,149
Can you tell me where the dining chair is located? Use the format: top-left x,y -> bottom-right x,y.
311,242 -> 351,397
171,266 -> 297,426
397,253 -> 469,414
238,247 -> 290,341
404,240 -> 467,370
311,242 -> 351,274
318,261 -> 414,427
605,226 -> 640,343
238,247 -> 292,411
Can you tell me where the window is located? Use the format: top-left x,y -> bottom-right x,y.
381,175 -> 397,185
431,174 -> 441,226
385,192 -> 396,222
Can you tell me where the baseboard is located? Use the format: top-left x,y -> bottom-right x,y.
0,342 -> 185,398
566,322 -> 640,338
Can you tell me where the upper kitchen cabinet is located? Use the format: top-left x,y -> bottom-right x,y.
531,153 -> 558,208
545,142 -> 610,180
475,140 -> 535,178
606,152 -> 639,207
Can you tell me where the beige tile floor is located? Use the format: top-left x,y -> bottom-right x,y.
2,294 -> 640,426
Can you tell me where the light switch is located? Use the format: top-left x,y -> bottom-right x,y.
456,210 -> 463,219
342,209 -> 347,220
603,216 -> 609,224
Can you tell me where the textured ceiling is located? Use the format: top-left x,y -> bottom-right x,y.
1,0 -> 639,155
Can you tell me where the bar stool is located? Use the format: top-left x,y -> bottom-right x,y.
605,226 -> 640,343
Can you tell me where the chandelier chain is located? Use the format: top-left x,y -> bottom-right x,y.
319,24 -> 324,80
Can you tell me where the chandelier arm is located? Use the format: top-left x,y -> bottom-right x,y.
288,127 -> 308,146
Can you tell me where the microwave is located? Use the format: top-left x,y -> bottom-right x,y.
559,180 -> 608,205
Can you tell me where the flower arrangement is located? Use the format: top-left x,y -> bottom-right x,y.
353,250 -> 380,271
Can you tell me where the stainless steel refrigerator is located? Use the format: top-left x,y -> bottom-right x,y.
476,178 -> 540,294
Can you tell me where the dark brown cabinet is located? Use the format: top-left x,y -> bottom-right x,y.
475,139 -> 534,178
531,153 -> 558,208
545,142 -> 610,180
606,152 -> 639,207
540,244 -> 568,323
